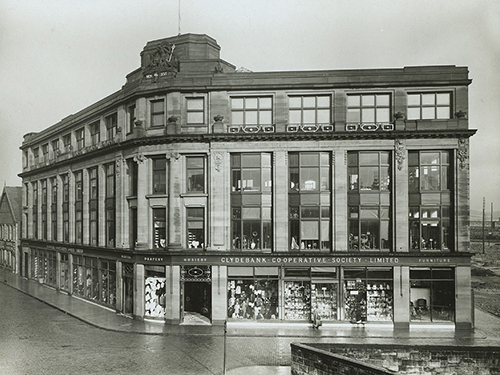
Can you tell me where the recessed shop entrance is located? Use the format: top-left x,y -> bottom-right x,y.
181,265 -> 211,325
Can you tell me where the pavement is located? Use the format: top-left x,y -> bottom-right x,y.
2,270 -> 500,360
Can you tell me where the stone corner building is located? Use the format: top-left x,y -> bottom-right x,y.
19,33 -> 476,329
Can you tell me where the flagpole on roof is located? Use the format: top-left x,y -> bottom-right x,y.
178,0 -> 181,35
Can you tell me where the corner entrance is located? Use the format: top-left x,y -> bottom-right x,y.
181,265 -> 211,325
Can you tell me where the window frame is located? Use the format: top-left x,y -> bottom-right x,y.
346,93 -> 391,124
288,95 -> 332,126
407,92 -> 452,120
150,99 -> 165,128
152,157 -> 167,195
185,97 -> 205,125
230,96 -> 273,126
105,113 -> 118,140
186,155 -> 205,193
89,121 -> 100,146
187,207 -> 205,249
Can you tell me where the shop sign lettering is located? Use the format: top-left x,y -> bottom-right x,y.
144,257 -> 164,262
220,257 -> 400,265
418,258 -> 451,263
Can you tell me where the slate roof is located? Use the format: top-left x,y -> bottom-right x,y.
0,186 -> 23,224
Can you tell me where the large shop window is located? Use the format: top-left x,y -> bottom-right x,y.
31,249 -> 56,287
227,267 -> 279,320
408,151 -> 453,251
343,268 -> 393,323
60,253 -> 69,291
145,266 -> 166,318
187,207 -> 204,249
289,152 -> 331,251
288,95 -> 331,126
285,267 -> 339,321
231,153 -> 272,250
407,92 -> 451,120
348,152 -> 391,251
410,268 -> 455,322
347,94 -> 391,124
100,259 -> 116,307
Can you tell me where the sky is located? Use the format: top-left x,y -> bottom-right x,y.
0,0 -> 499,219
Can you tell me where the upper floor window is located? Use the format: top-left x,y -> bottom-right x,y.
105,113 -> 118,140
75,128 -> 85,150
152,158 -> 167,194
153,208 -> 166,248
33,147 -> 39,164
409,151 -> 450,192
90,121 -> 100,145
150,99 -> 165,127
128,104 -> 136,134
41,144 -> 49,162
186,98 -> 204,125
407,93 -> 451,120
51,139 -> 59,156
289,95 -> 331,125
187,207 -> 204,249
347,94 -> 391,124
63,134 -> 72,153
231,97 -> 272,126
186,156 -> 205,192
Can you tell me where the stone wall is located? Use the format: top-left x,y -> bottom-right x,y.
291,343 -> 500,375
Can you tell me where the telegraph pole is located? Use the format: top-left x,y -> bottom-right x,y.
482,197 -> 485,254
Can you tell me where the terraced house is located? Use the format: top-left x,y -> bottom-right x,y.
19,33 -> 476,329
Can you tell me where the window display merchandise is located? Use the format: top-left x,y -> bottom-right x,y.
284,281 -> 311,320
311,283 -> 338,320
227,279 -> 278,320
145,277 -> 166,318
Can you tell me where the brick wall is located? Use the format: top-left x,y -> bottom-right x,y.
291,343 -> 500,375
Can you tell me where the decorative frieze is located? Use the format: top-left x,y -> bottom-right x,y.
213,152 -> 223,172
457,137 -> 469,169
395,139 -> 405,171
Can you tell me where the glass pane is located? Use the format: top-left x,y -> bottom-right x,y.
246,98 -> 258,109
232,98 -> 244,109
422,94 -> 435,105
301,221 -> 319,240
347,108 -> 360,123
187,112 -> 204,124
362,108 -> 375,122
360,208 -> 379,219
151,100 -> 164,113
362,95 -> 375,106
301,207 -> 320,218
289,110 -> 301,124
407,107 -> 420,120
259,110 -> 272,125
187,171 -> 204,192
422,107 -> 435,119
241,154 -> 261,167
152,114 -> 164,127
360,221 -> 378,249
436,93 -> 450,105
300,153 -> 319,166
421,167 -> 440,191
436,107 -> 450,119
187,157 -> 203,169
421,152 -> 440,165
241,169 -> 261,191
376,108 -> 390,123
303,96 -> 315,107
317,109 -> 330,124
359,167 -> 379,190
380,166 -> 390,190
289,96 -> 302,108
242,207 -> 260,219
317,96 -> 330,107
290,168 -> 299,190
407,94 -> 420,106
246,111 -> 258,125
187,98 -> 203,110
301,168 -> 319,191
347,95 -> 360,107
376,94 -> 390,107
302,109 -> 315,124
232,111 -> 244,125
380,221 -> 390,249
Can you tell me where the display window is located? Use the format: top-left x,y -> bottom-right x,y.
144,266 -> 166,318
284,267 -> 338,321
60,253 -> 69,291
410,267 -> 455,322
343,267 -> 393,323
227,267 -> 279,320
99,259 -> 116,307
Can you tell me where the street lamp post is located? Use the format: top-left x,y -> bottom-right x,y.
223,320 -> 227,375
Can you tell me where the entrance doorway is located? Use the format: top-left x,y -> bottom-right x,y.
122,263 -> 134,315
181,265 -> 212,325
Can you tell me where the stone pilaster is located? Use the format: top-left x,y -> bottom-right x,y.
167,152 -> 182,249
395,139 -> 409,252
274,151 -> 288,251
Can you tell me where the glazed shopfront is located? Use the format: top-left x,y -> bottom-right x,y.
140,253 -> 472,329
24,245 -> 473,329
